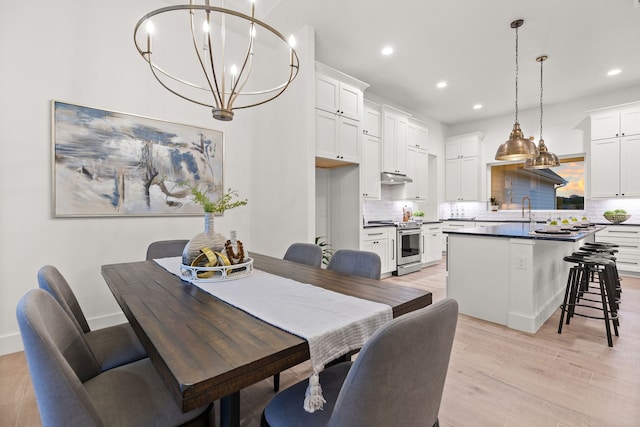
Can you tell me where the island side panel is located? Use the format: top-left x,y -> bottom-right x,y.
446,234 -> 510,325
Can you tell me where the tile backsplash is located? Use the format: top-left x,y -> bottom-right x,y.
364,193 -> 640,224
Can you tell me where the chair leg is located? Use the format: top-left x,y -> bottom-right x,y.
273,373 -> 280,392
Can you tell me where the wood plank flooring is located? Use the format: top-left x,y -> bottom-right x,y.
2,257 -> 639,426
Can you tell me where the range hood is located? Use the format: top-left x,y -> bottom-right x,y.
380,172 -> 413,185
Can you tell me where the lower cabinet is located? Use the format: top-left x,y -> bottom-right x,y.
421,223 -> 443,265
596,225 -> 640,273
361,227 -> 395,275
441,220 -> 477,253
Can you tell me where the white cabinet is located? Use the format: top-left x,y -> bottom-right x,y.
316,109 -> 361,163
363,103 -> 381,137
408,120 -> 429,151
590,103 -> 640,198
590,103 -> 640,140
381,106 -> 410,175
596,225 -> 640,273
315,73 -> 363,121
404,146 -> 429,200
315,63 -> 368,165
441,220 -> 477,252
445,132 -> 482,201
361,227 -> 395,275
421,223 -> 442,265
361,134 -> 381,199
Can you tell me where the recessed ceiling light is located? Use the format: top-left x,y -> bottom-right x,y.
381,46 -> 394,56
473,104 -> 483,110
436,81 -> 447,89
607,68 -> 621,76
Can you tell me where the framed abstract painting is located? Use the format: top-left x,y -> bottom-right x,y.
52,100 -> 223,217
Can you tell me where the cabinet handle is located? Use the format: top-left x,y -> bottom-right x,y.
368,232 -> 384,236
391,239 -> 395,260
617,244 -> 639,248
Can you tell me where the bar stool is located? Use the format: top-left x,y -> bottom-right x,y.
580,245 -> 622,301
558,254 -> 619,347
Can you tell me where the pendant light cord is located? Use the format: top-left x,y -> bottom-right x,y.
539,57 -> 544,141
515,25 -> 519,122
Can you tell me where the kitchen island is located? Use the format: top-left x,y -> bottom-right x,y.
445,223 -> 604,333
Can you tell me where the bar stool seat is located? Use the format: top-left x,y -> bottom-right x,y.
558,254 -> 619,347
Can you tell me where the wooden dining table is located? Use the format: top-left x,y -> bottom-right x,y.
101,252 -> 432,427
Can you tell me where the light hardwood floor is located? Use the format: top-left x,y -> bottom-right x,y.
2,257 -> 639,427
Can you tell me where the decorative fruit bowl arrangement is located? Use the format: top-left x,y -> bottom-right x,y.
603,209 -> 631,224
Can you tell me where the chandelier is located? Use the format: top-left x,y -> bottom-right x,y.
524,55 -> 560,169
495,19 -> 539,161
134,0 -> 300,121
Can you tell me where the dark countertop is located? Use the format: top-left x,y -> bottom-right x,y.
443,223 -> 605,242
363,220 -> 443,229
441,218 -> 640,226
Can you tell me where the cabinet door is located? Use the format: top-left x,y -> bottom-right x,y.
590,138 -> 620,198
364,107 -> 381,137
395,117 -> 408,174
339,82 -> 363,121
382,113 -> 397,173
404,146 -> 428,199
620,135 -> 640,197
459,157 -> 480,201
591,111 -> 620,140
338,117 -> 360,163
316,74 -> 339,113
459,134 -> 480,157
621,107 -> 640,136
361,135 -> 381,199
315,109 -> 338,159
361,237 -> 389,274
408,122 -> 428,151
445,158 -> 461,201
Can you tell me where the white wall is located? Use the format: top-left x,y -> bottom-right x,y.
0,1 -> 315,354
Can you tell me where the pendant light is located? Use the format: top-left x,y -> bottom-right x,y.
495,19 -> 539,161
524,55 -> 560,169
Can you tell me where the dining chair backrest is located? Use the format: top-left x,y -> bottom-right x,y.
146,239 -> 190,260
37,265 -> 90,334
283,243 -> 323,268
17,289 -> 103,425
327,249 -> 381,280
327,298 -> 458,426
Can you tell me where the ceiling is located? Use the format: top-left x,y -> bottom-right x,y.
246,0 -> 640,125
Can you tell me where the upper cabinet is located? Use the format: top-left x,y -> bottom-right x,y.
445,132 -> 483,201
590,102 -> 640,198
381,105 -> 410,175
408,119 -> 429,152
363,102 -> 381,138
315,62 -> 369,166
590,103 -> 640,140
316,72 -> 363,122
404,146 -> 429,200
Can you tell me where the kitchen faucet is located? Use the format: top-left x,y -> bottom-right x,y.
521,196 -> 531,219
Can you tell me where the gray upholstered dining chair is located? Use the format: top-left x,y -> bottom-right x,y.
37,265 -> 147,371
261,298 -> 458,427
146,239 -> 190,260
326,249 -> 381,280
283,242 -> 323,268
17,289 -> 212,427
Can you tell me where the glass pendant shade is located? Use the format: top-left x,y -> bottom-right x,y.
523,140 -> 560,169
495,122 -> 539,160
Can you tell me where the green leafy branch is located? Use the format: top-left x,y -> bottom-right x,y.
189,185 -> 248,213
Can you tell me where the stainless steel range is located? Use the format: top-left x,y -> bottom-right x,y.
395,221 -> 422,276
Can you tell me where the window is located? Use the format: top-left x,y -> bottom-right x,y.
490,157 -> 584,210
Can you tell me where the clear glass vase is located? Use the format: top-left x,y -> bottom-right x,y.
182,213 -> 228,265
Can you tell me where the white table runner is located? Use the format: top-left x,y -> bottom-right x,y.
154,256 -> 392,412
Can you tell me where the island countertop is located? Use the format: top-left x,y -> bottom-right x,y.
443,223 -> 604,242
